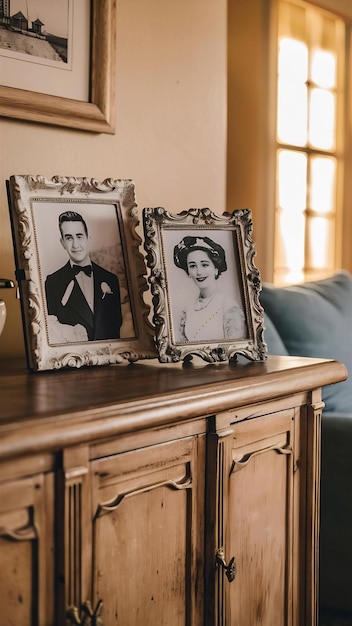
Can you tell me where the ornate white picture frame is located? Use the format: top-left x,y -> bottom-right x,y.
7,175 -> 156,371
143,207 -> 267,364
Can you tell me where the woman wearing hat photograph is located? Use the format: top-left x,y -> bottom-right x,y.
173,235 -> 247,343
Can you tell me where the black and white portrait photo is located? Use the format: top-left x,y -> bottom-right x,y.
7,175 -> 156,371
162,229 -> 248,344
32,201 -> 135,346
143,206 -> 267,364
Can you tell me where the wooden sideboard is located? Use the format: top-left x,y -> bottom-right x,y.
0,355 -> 347,626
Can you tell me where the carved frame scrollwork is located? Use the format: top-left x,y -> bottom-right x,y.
7,175 -> 156,371
143,206 -> 267,364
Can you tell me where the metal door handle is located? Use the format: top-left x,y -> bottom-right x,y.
66,599 -> 103,625
216,548 -> 237,582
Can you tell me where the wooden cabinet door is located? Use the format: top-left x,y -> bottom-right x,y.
90,434 -> 205,626
227,410 -> 297,626
0,472 -> 54,626
206,409 -> 301,626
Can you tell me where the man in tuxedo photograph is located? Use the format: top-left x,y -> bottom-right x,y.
45,210 -> 122,343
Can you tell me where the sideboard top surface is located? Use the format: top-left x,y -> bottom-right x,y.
0,355 -> 347,460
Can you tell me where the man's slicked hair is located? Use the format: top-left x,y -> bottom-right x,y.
59,211 -> 88,237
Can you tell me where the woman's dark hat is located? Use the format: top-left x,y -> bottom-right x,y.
173,236 -> 227,274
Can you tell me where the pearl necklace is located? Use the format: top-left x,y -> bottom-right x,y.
194,292 -> 217,311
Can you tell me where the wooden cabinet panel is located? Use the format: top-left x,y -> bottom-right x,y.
0,473 -> 54,626
227,411 -> 295,626
90,435 -> 205,626
205,409 -> 299,626
56,446 -> 91,626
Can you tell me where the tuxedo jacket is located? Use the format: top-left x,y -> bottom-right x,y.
45,261 -> 122,341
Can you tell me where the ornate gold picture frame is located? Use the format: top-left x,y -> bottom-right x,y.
7,175 -> 156,371
143,206 -> 267,364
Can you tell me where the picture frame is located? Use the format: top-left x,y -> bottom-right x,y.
0,0 -> 116,133
7,175 -> 156,371
143,206 -> 267,364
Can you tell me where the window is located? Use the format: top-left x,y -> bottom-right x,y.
274,0 -> 346,285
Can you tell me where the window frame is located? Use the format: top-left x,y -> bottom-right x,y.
272,0 -> 350,285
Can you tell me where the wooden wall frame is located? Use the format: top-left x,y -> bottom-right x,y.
0,0 -> 116,134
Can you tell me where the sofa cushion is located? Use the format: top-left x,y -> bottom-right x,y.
260,271 -> 352,414
263,312 -> 289,356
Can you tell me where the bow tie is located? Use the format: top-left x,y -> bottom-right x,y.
72,264 -> 92,277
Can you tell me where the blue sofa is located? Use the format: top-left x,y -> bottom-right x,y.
260,270 -> 352,613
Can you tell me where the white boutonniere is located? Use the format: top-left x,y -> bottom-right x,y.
101,282 -> 113,299
61,280 -> 74,306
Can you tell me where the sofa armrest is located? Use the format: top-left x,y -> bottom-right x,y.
320,413 -> 352,611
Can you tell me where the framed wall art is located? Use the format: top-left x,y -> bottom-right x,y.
143,206 -> 267,364
0,0 -> 116,133
7,175 -> 156,371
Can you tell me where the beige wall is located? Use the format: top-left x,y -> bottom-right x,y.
227,0 -> 275,280
0,0 -> 227,358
